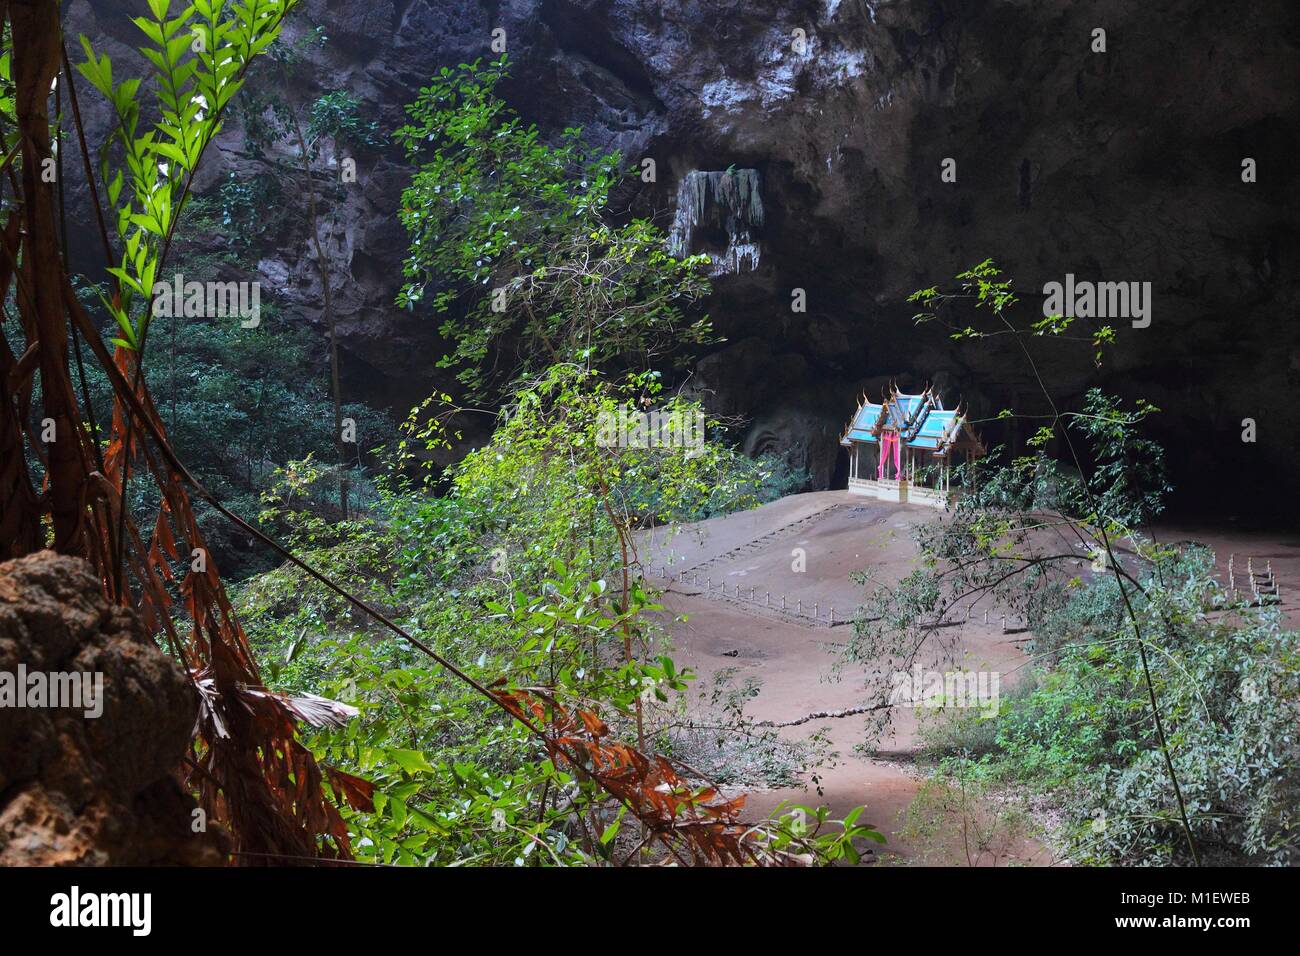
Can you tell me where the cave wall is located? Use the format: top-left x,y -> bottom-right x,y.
64,0 -> 1300,520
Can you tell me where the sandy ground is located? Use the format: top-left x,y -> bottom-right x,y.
642,492 -> 1054,866
638,495 -> 1300,866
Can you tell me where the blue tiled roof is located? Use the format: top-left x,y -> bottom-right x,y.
841,386 -> 980,454
911,409 -> 957,447
885,393 -> 922,432
842,401 -> 885,443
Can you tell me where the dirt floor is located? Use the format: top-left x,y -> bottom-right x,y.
637,494 -> 1300,866
642,491 -> 1054,866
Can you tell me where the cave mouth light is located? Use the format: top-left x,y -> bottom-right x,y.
667,168 -> 764,276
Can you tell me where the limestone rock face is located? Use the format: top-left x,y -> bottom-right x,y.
0,552 -> 222,866
63,0 -> 1300,517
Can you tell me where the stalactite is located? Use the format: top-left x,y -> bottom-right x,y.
668,168 -> 764,275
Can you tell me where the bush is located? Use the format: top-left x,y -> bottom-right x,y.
923,546 -> 1300,865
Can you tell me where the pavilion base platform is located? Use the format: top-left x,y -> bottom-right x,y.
847,477 -> 952,509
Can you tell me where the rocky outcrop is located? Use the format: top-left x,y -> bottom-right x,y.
63,0 -> 1300,519
0,552 -> 223,866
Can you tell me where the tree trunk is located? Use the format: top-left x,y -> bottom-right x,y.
11,0 -> 88,556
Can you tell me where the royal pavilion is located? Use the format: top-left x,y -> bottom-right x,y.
840,384 -> 984,508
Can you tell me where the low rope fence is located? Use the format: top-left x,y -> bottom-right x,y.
643,563 -> 844,628
640,569 -> 1035,633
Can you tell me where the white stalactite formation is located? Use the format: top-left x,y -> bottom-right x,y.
667,168 -> 764,275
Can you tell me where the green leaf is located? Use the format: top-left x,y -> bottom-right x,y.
128,212 -> 164,237
166,32 -> 193,67
132,17 -> 165,46
107,169 -> 125,208
391,749 -> 434,774
153,140 -> 189,167
76,37 -> 113,97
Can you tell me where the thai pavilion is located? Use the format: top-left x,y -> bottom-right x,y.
840,384 -> 984,508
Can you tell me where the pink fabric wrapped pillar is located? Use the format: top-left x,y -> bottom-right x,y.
878,432 -> 902,479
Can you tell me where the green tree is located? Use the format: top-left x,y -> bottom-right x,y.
394,57 -> 714,400
242,366 -> 881,865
